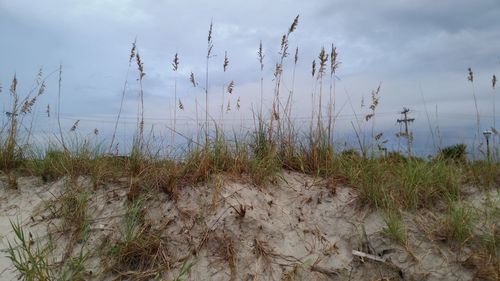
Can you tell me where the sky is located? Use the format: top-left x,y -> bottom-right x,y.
1,0 -> 500,155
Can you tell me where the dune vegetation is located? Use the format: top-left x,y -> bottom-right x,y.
0,16 -> 498,281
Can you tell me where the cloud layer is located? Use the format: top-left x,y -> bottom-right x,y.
1,0 -> 499,154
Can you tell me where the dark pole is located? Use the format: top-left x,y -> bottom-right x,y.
483,130 -> 492,161
397,107 -> 415,156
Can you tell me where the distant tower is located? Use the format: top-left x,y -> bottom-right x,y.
397,107 -> 415,156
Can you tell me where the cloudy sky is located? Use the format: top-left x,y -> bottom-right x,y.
1,0 -> 499,155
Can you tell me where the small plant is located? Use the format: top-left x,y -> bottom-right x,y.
26,149 -> 65,182
109,197 -> 170,279
172,258 -> 195,281
440,202 -> 474,248
59,187 -> 89,231
124,197 -> 145,242
341,157 -> 462,210
249,129 -> 280,185
383,209 -> 407,245
438,143 -> 467,162
6,220 -> 54,281
1,71 -> 47,170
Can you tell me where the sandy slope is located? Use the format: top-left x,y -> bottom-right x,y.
0,172 -> 494,280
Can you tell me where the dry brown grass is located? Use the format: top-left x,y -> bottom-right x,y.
208,233 -> 238,280
111,230 -> 170,280
463,252 -> 499,281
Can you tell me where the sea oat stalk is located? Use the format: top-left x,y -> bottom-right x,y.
110,39 -> 136,153
468,67 -> 480,140
205,20 -> 214,144
172,52 -> 180,146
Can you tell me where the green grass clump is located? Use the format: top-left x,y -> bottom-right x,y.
383,209 -> 407,245
108,197 -> 170,279
171,258 -> 195,281
466,161 -> 500,188
441,202 -> 475,247
7,220 -> 54,281
6,220 -> 89,281
250,146 -> 280,185
338,157 -> 463,210
438,144 -> 467,162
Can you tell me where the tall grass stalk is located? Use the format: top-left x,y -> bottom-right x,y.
316,47 -> 328,141
328,44 -> 340,146
221,51 -> 230,128
258,40 -> 265,120
110,39 -> 136,154
4,75 -> 19,169
205,20 -> 214,145
435,104 -> 443,148
135,49 -> 146,152
283,46 -> 298,148
492,74 -> 497,130
269,15 -> 299,142
310,60 -> 317,140
419,83 -> 437,151
468,67 -> 481,143
365,84 -> 381,155
492,74 -> 497,159
172,52 -> 180,147
57,64 -> 66,151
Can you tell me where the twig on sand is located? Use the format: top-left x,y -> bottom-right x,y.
352,250 -> 386,262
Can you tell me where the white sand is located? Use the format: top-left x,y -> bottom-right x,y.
1,171 -> 491,280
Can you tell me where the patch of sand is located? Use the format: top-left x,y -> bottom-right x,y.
1,171 -> 493,280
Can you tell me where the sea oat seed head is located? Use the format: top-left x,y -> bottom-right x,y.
365,84 -> 381,121
223,51 -> 229,72
273,111 -> 280,120
288,15 -> 299,35
317,47 -> 328,78
37,82 -> 46,97
129,39 -> 137,64
330,44 -> 340,75
21,100 -> 31,114
207,20 -> 214,58
274,63 -> 282,78
369,85 -> 381,111
227,80 -> 234,94
70,120 -> 80,132
190,72 -> 197,87
10,74 -> 17,96
172,53 -> 179,71
493,74 -> 497,89
136,51 -> 145,80
467,67 -> 473,83
258,41 -> 265,70
280,34 -> 289,58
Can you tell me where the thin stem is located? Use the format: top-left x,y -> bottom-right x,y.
57,64 -> 66,151
109,64 -> 131,154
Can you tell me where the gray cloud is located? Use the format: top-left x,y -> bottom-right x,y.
1,0 -> 499,154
